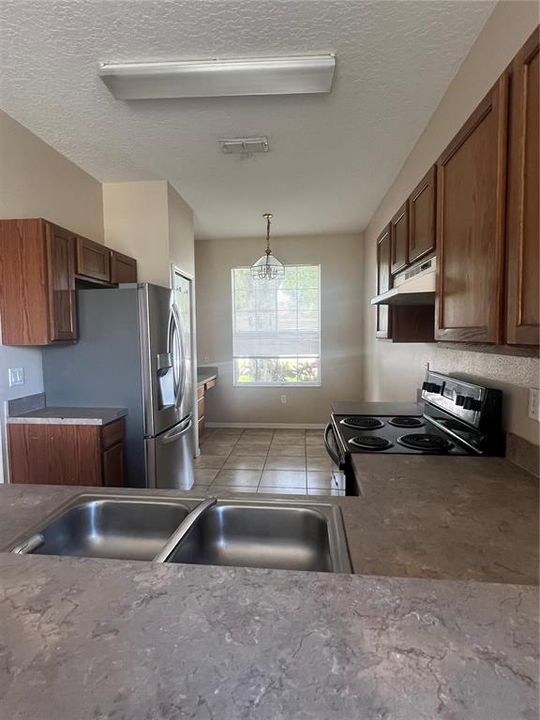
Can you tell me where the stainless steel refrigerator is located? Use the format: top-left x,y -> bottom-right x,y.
42,282 -> 194,490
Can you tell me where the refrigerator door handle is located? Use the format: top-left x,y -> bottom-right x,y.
167,306 -> 181,400
160,417 -> 192,444
171,303 -> 186,409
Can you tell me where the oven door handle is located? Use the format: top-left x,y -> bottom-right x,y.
324,423 -> 343,468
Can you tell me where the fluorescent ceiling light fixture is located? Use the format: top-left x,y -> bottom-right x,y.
98,55 -> 336,100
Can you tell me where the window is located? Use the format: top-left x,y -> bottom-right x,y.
232,265 -> 321,386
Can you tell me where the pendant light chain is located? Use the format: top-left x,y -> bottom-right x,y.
251,212 -> 285,280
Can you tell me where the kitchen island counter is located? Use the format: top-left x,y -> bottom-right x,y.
1,453 -> 538,586
0,550 -> 537,720
0,482 -> 537,719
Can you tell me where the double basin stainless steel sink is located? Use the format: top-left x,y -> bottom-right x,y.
9,493 -> 352,574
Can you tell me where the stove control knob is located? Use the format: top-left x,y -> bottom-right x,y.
455,394 -> 466,406
422,382 -> 441,393
463,396 -> 481,411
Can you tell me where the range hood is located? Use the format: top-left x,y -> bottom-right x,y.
371,256 -> 436,306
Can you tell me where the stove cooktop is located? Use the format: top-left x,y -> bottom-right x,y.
334,415 -> 474,455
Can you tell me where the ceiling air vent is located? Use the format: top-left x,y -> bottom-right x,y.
219,137 -> 269,154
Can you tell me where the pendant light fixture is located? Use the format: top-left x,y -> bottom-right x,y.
251,213 -> 285,280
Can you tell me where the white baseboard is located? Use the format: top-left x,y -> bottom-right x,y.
206,422 -> 326,430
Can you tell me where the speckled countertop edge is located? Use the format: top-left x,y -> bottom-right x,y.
7,407 -> 128,426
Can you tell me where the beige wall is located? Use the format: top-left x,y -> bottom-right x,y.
362,0 -> 540,445
168,183 -> 195,278
103,181 -> 170,287
196,234 -> 364,425
0,110 -> 105,482
103,181 -> 195,286
0,110 -> 104,241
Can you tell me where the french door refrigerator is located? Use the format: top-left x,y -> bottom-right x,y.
42,283 -> 194,490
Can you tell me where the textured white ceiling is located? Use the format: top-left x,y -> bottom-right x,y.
0,0 -> 495,239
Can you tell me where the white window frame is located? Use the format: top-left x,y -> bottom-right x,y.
231,264 -> 322,388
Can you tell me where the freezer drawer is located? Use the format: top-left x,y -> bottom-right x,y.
145,417 -> 194,490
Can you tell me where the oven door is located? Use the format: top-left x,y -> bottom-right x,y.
324,423 -> 352,495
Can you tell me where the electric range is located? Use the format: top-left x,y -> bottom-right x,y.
325,370 -> 504,495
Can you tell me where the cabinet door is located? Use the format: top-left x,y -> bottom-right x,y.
8,424 -> 101,485
408,166 -> 436,263
76,236 -> 111,283
435,76 -> 508,343
376,225 -> 392,338
390,202 -> 409,274
46,223 -> 78,342
506,28 -> 539,346
103,443 -> 124,487
110,250 -> 137,283
198,417 -> 206,443
0,219 -> 50,345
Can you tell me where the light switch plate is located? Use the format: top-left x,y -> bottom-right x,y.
528,388 -> 539,422
8,367 -> 24,387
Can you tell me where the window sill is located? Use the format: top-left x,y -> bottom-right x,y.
233,383 -> 322,388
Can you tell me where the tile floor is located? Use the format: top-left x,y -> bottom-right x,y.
194,428 -> 345,496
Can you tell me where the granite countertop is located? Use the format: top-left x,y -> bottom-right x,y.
197,365 -> 218,386
0,481 -> 538,718
0,553 -> 537,720
7,406 -> 127,426
332,400 -> 423,416
0,452 -> 538,585
349,455 -> 539,584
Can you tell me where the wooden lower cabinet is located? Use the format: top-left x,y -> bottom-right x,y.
197,384 -> 206,442
8,419 -> 125,487
102,443 -> 125,487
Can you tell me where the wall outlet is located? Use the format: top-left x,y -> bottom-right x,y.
280,394 -> 287,404
8,367 -> 25,387
528,388 -> 540,422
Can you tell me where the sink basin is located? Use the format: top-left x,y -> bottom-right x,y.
11,495 -> 192,561
9,494 -> 351,573
167,500 -> 351,573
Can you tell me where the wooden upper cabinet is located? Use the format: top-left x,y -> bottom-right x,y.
435,76 -> 508,343
0,219 -> 77,345
376,224 -> 392,338
110,250 -> 138,284
506,28 -> 539,346
76,235 -> 111,283
47,224 -> 77,342
408,166 -> 436,263
390,201 -> 409,274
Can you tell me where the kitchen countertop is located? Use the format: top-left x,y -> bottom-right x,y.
332,400 -> 423,416
349,455 -> 538,584
7,406 -> 127,426
0,479 -> 537,719
197,365 -> 218,386
1,453 -> 538,585
0,552 -> 537,720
